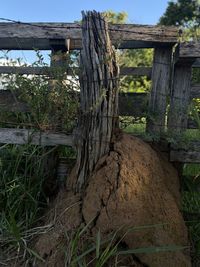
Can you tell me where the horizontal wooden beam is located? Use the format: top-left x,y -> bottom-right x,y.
0,88 -> 199,118
0,90 -> 149,116
0,22 -> 178,50
1,127 -> 199,163
179,42 -> 200,59
191,84 -> 200,99
119,92 -> 148,117
193,58 -> 200,67
0,90 -> 29,112
0,64 -> 199,78
0,66 -> 75,75
0,66 -> 152,77
187,118 -> 199,129
170,150 -> 200,163
170,141 -> 200,162
0,128 -> 73,146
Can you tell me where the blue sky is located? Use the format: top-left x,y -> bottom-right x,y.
0,0 -> 170,63
1,0 -> 169,25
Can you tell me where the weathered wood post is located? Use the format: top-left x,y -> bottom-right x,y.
168,55 -> 195,189
168,60 -> 194,134
67,11 -> 119,192
43,46 -> 68,194
146,46 -> 173,137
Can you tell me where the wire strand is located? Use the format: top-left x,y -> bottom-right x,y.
0,17 -> 178,38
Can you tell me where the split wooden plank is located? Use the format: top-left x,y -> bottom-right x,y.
0,128 -> 73,146
0,22 -> 178,50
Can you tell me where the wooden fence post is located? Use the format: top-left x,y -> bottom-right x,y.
43,46 -> 68,195
67,11 -> 119,192
168,60 -> 194,134
146,46 -> 173,137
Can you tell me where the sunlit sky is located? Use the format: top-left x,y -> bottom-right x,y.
0,0 -> 170,63
1,0 -> 169,24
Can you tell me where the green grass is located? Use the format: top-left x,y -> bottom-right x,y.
183,164 -> 200,178
121,118 -> 200,143
62,223 -> 187,267
123,123 -> 146,135
0,143 -> 48,264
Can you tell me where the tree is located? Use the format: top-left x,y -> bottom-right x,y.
159,0 -> 200,90
103,10 -> 128,24
159,0 -> 200,41
159,0 -> 200,27
104,11 -> 153,93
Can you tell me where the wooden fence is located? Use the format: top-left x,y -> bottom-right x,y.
0,22 -> 199,165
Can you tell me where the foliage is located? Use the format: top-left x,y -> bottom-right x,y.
0,51 -> 79,132
159,0 -> 200,84
182,165 -> 200,256
159,8 -> 200,255
159,0 -> 200,27
0,51 -> 79,264
120,49 -> 153,93
103,11 -> 128,24
62,223 -> 187,267
192,68 -> 200,85
103,10 -> 153,94
0,143 -> 49,264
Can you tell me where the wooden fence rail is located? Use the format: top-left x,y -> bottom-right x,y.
0,66 -> 152,78
0,22 -> 199,164
0,88 -> 199,128
0,127 -> 199,163
0,128 -> 73,146
0,22 -> 178,50
0,61 -> 199,77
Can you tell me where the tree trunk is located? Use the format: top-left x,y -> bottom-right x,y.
67,11 -> 119,192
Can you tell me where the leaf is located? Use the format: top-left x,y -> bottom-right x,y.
96,229 -> 101,259
26,247 -> 45,262
117,245 -> 188,255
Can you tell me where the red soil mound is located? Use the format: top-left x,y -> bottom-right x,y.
82,134 -> 191,266
33,133 -> 191,267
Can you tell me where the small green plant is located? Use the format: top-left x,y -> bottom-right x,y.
182,163 -> 200,257
62,223 -> 188,267
0,50 -> 79,132
0,143 -> 50,264
0,50 -> 80,264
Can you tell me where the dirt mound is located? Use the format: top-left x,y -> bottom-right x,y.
82,134 -> 191,266
34,134 -> 191,267
33,191 -> 82,267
